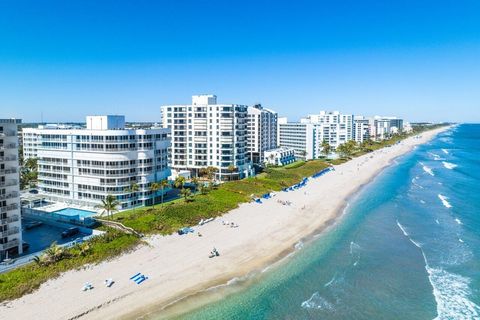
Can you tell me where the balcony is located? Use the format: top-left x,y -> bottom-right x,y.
0,180 -> 17,188
0,192 -> 19,201
0,156 -> 17,162
0,239 -> 20,251
0,214 -> 20,225
1,226 -> 19,237
0,131 -> 16,137
0,204 -> 19,214
0,168 -> 17,175
0,144 -> 17,150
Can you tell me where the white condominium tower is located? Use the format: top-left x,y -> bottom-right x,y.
0,119 -> 22,259
278,117 -> 316,160
353,116 -> 371,143
31,115 -> 170,209
301,111 -> 354,150
161,95 -> 253,180
246,104 -> 278,164
370,116 -> 404,140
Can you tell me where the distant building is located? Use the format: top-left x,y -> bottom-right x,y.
0,119 -> 22,259
353,116 -> 371,143
161,95 -> 253,180
25,115 -> 171,209
264,147 -> 295,166
370,116 -> 404,140
300,111 -> 354,150
278,117 -> 316,160
246,104 -> 278,164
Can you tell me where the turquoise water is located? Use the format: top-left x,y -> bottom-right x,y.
53,208 -> 96,218
161,124 -> 480,319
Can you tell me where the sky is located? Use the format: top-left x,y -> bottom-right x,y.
0,0 -> 479,123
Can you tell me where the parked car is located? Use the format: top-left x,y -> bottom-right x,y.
61,227 -> 80,238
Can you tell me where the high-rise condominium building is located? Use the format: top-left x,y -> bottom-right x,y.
246,104 -> 278,164
370,116 -> 404,140
300,111 -> 354,150
353,116 -> 371,143
278,117 -> 317,160
161,95 -> 253,180
28,115 -> 170,209
0,119 -> 22,259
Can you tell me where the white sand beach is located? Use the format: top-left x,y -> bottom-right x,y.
0,127 -> 449,320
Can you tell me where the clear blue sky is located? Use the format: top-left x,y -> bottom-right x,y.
0,0 -> 479,123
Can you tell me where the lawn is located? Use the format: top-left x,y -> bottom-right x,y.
0,229 -> 140,302
114,160 -> 330,234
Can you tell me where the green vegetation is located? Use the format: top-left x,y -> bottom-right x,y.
20,157 -> 38,189
113,160 -> 330,234
0,229 -> 140,302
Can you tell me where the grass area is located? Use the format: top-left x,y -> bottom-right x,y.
114,160 -> 330,234
0,229 -> 140,302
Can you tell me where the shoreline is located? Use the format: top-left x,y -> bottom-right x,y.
0,127 -> 450,320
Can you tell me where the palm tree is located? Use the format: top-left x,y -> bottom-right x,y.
96,194 -> 120,220
149,182 -> 160,208
190,177 -> 199,194
206,167 -> 218,188
125,183 -> 140,212
227,165 -> 237,181
174,176 -> 185,189
299,150 -> 307,160
180,187 -> 191,201
321,140 -> 331,158
159,179 -> 169,205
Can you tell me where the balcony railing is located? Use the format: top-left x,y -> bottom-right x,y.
0,192 -> 19,201
0,239 -> 20,251
0,168 -> 17,175
0,156 -> 17,162
1,227 -> 19,238
0,180 -> 17,188
0,214 -> 20,225
0,204 -> 19,214
0,144 -> 17,150
0,131 -> 16,137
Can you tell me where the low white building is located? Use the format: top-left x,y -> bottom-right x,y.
264,147 -> 295,166
278,117 -> 316,160
1,119 -> 22,259
26,115 -> 171,209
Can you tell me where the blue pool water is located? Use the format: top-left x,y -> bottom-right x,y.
53,208 -> 96,218
152,124 -> 480,320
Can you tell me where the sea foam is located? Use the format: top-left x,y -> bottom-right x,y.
301,292 -> 334,310
397,220 -> 480,319
442,161 -> 458,170
438,194 -> 452,208
420,162 -> 435,176
442,148 -> 449,155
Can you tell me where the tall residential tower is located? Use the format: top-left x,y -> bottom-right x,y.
0,119 -> 22,259
161,95 -> 253,180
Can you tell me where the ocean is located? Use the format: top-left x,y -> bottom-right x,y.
158,124 -> 480,320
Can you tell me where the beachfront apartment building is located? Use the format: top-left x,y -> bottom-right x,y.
300,111 -> 354,150
246,104 -> 278,164
263,147 -> 295,166
28,115 -> 171,209
278,117 -> 317,160
353,116 -> 371,143
370,116 -> 404,140
161,95 -> 254,180
0,119 -> 22,259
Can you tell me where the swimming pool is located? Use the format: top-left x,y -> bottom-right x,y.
53,208 -> 96,218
